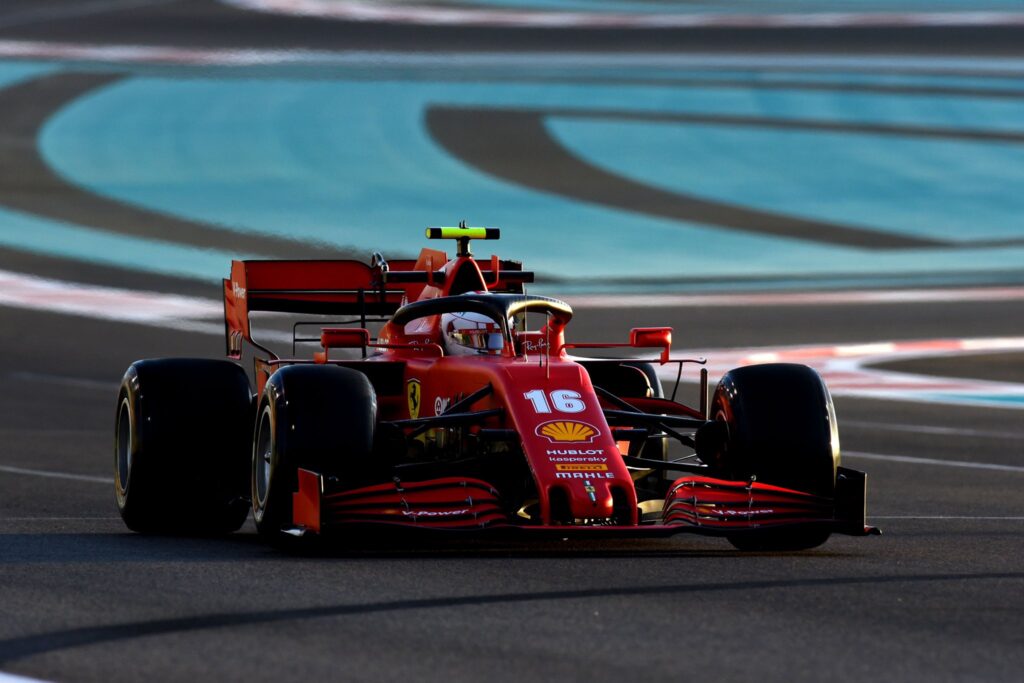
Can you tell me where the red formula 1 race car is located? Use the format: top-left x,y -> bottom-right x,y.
114,227 -> 877,550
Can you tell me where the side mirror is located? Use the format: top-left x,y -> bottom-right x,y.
630,327 -> 672,364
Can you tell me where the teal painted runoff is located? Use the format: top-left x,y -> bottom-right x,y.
0,206 -> 244,281
37,74 -> 1024,283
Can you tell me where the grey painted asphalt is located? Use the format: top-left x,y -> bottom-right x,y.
1,298 -> 1023,683
1,1 -> 1023,682
4,0 -> 1024,55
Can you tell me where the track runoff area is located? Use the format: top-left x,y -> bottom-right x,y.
1,2 -> 1023,683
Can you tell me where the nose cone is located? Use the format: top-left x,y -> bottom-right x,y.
563,476 -> 616,520
497,361 -> 638,525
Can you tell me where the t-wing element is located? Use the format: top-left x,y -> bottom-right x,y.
426,223 -> 500,257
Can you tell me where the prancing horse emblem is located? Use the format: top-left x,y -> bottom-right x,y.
407,378 -> 421,419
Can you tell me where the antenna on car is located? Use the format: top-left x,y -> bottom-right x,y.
425,222 -> 500,257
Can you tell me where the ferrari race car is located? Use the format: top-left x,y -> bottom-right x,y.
114,227 -> 877,550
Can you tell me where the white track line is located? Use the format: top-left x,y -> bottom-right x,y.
567,286 -> 1024,309
667,337 -> 1024,408
6,39 -> 1024,73
0,465 -> 110,484
843,420 -> 1024,440
9,372 -> 115,392
871,515 -> 1024,520
0,269 -> 294,343
0,269 -> 219,322
844,451 -> 1024,473
221,1 -> 1024,29
0,674 -> 54,683
5,267 -> 1024,408
0,516 -> 121,521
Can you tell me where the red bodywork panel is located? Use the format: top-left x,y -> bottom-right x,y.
662,476 -> 833,528
294,468 -> 856,536
232,240 -> 871,539
224,259 -> 419,360
395,354 -> 637,524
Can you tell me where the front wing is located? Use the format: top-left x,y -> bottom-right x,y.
291,467 -> 877,539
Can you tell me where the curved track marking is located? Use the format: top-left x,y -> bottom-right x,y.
845,451 -> 1024,473
456,75 -> 1024,101
0,269 -> 220,322
871,516 -> 1024,520
0,269 -> 294,342
0,673 -> 52,683
220,1 -> 1024,29
424,107 -> 936,249
0,572 -> 1020,664
667,337 -> 1024,408
426,106 -> 1024,250
0,465 -> 108,485
5,42 -> 1024,75
4,266 -> 1023,410
843,420 -> 1024,440
0,72 -> 342,259
567,286 -> 1024,308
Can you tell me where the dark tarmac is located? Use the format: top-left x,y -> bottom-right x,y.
0,2 -> 1022,682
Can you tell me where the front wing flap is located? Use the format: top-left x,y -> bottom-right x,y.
293,470 -> 510,533
291,466 -> 877,537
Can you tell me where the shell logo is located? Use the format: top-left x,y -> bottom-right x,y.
536,420 -> 599,444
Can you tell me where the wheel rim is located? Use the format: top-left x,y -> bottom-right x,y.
254,408 -> 272,507
116,398 -> 132,492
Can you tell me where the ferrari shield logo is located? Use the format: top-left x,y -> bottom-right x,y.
407,378 -> 422,419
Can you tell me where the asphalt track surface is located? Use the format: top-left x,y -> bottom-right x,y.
1,2 -> 1023,682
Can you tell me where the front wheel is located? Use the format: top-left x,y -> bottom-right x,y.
709,363 -> 840,551
252,365 -> 377,538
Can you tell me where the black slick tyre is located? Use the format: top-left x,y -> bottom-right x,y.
115,359 -> 253,534
251,365 -> 376,539
709,363 -> 840,551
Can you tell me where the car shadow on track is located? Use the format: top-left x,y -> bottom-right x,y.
0,565 -> 1019,667
0,529 -> 870,562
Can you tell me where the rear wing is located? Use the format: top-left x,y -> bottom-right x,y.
223,251 -> 532,359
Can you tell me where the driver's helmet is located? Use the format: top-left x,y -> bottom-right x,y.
441,311 -> 504,356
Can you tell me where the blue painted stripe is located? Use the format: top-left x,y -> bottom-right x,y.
922,393 -> 1024,408
0,61 -> 57,89
642,70 -> 1024,91
549,118 -> 1024,243
0,206 -> 240,282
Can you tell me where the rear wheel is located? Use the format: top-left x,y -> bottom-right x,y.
709,363 -> 839,551
114,359 -> 253,534
252,365 -> 377,538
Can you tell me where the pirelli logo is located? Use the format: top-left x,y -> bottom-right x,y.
555,464 -> 608,472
